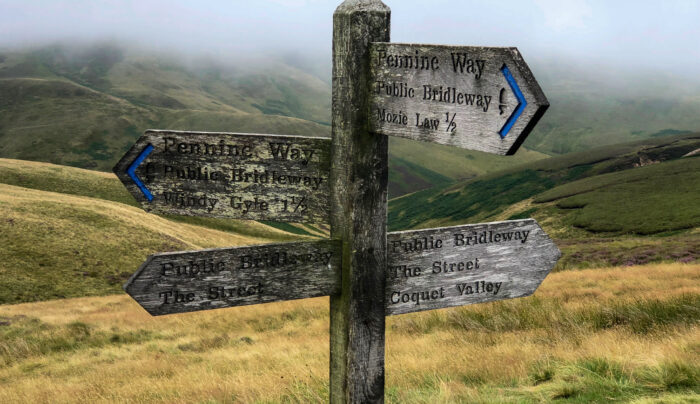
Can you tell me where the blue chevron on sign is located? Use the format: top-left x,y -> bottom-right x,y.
499,64 -> 527,139
127,144 -> 154,201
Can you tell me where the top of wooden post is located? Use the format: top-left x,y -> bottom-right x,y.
335,0 -> 389,14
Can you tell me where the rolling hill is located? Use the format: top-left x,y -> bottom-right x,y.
522,57 -> 700,154
389,133 -> 700,269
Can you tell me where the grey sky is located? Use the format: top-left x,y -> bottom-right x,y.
1,0 -> 698,75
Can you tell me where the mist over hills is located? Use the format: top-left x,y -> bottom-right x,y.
2,42 -> 698,154
526,57 -> 700,154
0,42 -> 548,196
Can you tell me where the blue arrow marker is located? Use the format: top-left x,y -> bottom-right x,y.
126,144 -> 154,201
499,64 -> 527,139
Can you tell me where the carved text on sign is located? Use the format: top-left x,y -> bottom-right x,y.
124,240 -> 342,316
386,219 -> 560,315
370,44 -> 548,155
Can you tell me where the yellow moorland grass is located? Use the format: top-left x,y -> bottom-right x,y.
0,263 -> 697,403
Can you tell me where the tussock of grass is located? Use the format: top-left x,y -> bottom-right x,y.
518,358 -> 700,403
0,316 -> 160,367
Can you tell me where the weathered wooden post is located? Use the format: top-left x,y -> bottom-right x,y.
329,1 -> 390,402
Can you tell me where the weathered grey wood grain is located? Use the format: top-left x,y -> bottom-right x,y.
330,1 -> 390,403
124,240 -> 341,316
369,43 -> 548,155
113,130 -> 331,224
386,219 -> 560,316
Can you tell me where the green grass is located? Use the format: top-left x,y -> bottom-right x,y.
389,134 -> 700,233
552,159 -> 700,234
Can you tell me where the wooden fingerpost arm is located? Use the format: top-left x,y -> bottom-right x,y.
330,0 -> 391,403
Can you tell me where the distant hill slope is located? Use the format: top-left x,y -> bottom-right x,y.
389,134 -> 700,268
524,59 -> 700,154
387,137 -> 546,196
389,133 -> 700,230
0,43 -> 548,196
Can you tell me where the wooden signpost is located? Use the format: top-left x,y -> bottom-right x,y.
114,1 -> 558,402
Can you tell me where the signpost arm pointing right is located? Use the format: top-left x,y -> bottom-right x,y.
330,1 -> 390,402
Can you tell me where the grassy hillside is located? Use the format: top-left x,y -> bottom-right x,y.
0,44 -> 331,171
0,159 -> 313,304
390,133 -> 700,229
0,263 -> 696,403
389,134 -> 700,268
0,183 -> 305,304
387,137 -> 547,196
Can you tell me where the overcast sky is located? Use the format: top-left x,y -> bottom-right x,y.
1,0 -> 698,75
